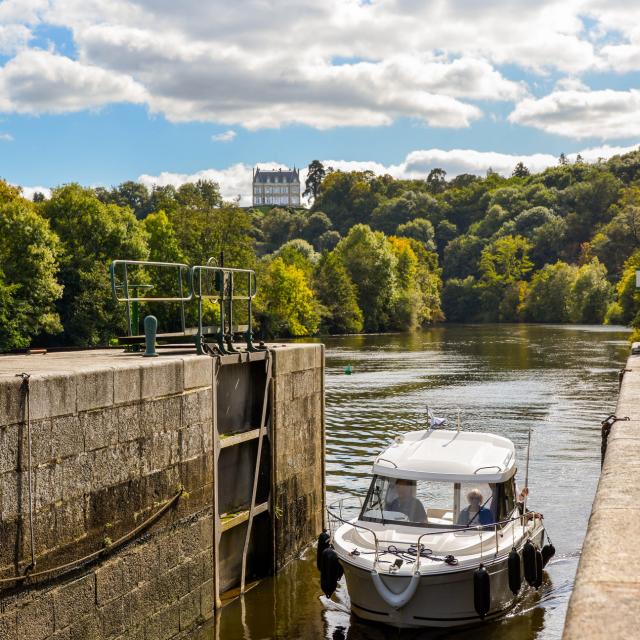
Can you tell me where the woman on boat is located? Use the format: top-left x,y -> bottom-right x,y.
457,488 -> 494,526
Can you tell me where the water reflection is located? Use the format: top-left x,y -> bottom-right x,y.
193,324 -> 630,640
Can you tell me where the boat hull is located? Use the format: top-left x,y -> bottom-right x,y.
341,529 -> 544,629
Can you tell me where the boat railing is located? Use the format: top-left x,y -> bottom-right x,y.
327,497 -> 534,571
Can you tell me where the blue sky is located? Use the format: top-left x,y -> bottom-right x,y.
1,1 -> 639,202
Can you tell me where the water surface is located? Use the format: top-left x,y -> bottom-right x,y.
201,324 -> 630,640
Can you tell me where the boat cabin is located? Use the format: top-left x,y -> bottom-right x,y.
360,430 -> 518,529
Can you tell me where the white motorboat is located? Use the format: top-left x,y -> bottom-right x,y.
319,418 -> 553,629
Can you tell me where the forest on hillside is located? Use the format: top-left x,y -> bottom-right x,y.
2,149 -> 640,352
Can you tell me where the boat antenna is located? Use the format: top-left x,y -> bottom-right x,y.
524,425 -> 532,513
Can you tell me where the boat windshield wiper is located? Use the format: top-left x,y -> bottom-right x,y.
374,486 -> 385,525
467,494 -> 494,527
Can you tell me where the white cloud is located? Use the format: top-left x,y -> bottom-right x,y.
212,130 -> 236,143
0,1 -> 639,137
509,89 -> 640,139
138,144 -> 639,206
0,49 -> 147,114
20,185 -> 51,200
0,24 -> 32,55
0,133 -> 14,141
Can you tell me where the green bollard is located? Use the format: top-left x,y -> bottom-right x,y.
143,315 -> 158,357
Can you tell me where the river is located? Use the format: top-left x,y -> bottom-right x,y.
200,324 -> 630,640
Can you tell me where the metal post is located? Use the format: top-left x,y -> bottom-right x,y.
240,351 -> 272,593
123,262 -> 132,336
143,315 -> 158,357
178,267 -> 186,334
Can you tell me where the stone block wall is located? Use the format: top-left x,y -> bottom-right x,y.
0,356 -> 214,579
271,344 -> 324,570
0,344 -> 324,639
0,514 -> 214,640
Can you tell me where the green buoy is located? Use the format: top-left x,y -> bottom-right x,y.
344,364 -> 353,375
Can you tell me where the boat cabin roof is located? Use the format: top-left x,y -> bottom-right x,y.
372,429 -> 516,483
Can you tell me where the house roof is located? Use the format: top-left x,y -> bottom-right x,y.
253,167 -> 300,184
372,429 -> 516,483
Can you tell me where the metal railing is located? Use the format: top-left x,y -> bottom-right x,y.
110,260 -> 192,336
327,497 -> 539,572
109,259 -> 262,354
190,263 -> 259,354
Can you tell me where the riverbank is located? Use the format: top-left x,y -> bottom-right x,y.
563,347 -> 640,639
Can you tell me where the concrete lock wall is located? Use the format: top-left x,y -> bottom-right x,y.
0,344 -> 324,640
562,351 -> 640,639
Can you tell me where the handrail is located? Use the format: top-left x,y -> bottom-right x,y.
327,498 -> 535,572
191,265 -> 257,301
110,260 -> 193,302
473,465 -> 502,474
190,264 -> 259,354
109,260 -> 193,336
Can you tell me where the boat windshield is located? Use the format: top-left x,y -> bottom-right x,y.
359,475 -> 516,529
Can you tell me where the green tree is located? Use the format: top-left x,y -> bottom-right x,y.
301,211 -> 333,248
314,252 -> 363,334
371,191 -> 440,234
170,203 -> 255,267
312,171 -> 380,234
442,276 -> 482,322
335,224 -> 397,331
388,236 -> 421,330
317,230 -> 341,252
435,219 -> 458,255
570,259 -> 612,323
426,168 -> 447,194
303,160 -> 326,201
142,211 -> 188,331
260,207 -> 306,253
41,183 -> 149,346
407,239 -> 443,324
523,261 -> 577,322
396,217 -> 436,251
613,250 -> 640,325
0,193 -> 63,350
443,235 -> 486,279
591,187 -> 640,277
107,181 -> 151,219
274,239 -> 318,278
512,162 -> 530,178
480,235 -> 533,285
257,257 -> 320,336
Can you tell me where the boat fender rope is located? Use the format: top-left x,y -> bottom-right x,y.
370,569 -> 421,610
601,414 -> 629,467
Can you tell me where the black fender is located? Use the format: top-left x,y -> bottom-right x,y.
508,547 -> 522,596
319,547 -> 344,598
473,564 -> 491,619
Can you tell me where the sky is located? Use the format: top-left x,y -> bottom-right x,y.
1,0 -> 640,204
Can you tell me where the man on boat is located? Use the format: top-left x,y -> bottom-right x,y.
387,479 -> 427,523
457,488 -> 494,526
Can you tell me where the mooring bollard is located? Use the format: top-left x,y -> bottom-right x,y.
143,315 -> 158,357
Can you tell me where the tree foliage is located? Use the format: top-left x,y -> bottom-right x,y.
314,252 -> 363,334
0,188 -> 62,350
257,257 -> 320,336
